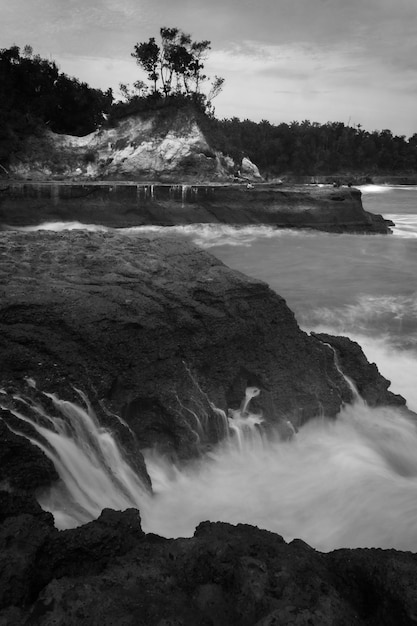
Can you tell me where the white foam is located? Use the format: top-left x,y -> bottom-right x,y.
12,221 -> 109,232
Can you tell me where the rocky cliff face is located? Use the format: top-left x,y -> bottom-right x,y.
8,108 -> 261,183
0,231 -> 403,489
2,505 -> 417,625
0,230 -> 413,624
0,182 -> 393,234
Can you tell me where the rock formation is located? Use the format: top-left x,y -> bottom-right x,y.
7,108 -> 252,183
1,506 -> 417,625
0,229 -> 414,623
0,231 -> 404,489
0,182 -> 392,233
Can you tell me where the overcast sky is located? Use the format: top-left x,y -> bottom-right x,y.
2,0 -> 417,137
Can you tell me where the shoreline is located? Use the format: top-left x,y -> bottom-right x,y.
0,181 -> 392,234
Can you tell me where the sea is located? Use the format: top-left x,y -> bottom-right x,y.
3,185 -> 417,552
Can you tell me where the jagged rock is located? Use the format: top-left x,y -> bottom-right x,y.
0,231 -> 347,457
2,515 -> 417,624
0,490 -> 55,525
312,333 -> 406,406
0,231 -> 401,486
0,419 -> 58,491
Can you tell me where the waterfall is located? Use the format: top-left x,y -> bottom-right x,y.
0,389 -> 150,528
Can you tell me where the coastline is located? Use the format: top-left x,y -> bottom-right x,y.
0,181 -> 392,234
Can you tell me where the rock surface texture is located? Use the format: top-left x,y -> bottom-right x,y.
0,231 -> 404,488
1,507 -> 417,625
0,183 -> 392,233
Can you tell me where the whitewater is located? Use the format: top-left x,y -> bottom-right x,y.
3,185 -> 417,553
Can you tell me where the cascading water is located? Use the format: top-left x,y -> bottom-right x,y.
3,373 -> 417,552
0,388 -> 150,528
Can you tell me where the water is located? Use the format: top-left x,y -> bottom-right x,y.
2,185 -> 417,551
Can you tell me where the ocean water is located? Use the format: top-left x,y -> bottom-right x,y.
3,185 -> 417,552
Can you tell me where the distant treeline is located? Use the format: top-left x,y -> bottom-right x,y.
1,44 -> 417,176
201,117 -> 417,176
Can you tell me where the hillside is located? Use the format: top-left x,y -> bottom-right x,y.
9,108 -> 261,183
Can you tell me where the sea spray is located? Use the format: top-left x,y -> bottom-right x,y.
3,381 -> 417,552
0,390 -> 150,528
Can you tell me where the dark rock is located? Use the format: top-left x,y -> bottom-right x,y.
0,230 -> 361,465
0,490 -> 54,525
36,508 -> 145,583
312,333 -> 407,407
0,182 -> 392,234
0,419 -> 58,491
2,517 -> 417,625
0,514 -> 55,610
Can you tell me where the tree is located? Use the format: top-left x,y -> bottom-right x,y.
0,45 -> 113,166
130,27 -> 223,110
131,38 -> 160,94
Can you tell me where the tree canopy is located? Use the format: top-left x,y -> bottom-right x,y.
0,45 -> 113,166
127,27 -> 224,113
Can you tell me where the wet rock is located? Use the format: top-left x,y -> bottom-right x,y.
0,231 -> 358,463
0,419 -> 58,491
0,182 -> 391,234
312,333 -> 407,407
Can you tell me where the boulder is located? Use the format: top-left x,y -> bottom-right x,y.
0,231 -> 402,487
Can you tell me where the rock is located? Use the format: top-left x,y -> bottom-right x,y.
0,230 -> 363,463
0,419 -> 58,492
8,109 -> 241,183
2,517 -> 417,624
0,182 -> 392,234
241,156 -> 262,179
0,490 -> 55,525
0,514 -> 55,610
312,333 -> 407,406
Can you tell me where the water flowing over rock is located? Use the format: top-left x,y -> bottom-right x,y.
0,228 -> 414,623
0,230 -> 404,492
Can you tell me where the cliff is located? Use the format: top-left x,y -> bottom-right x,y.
2,507 -> 417,625
8,108 -> 261,183
0,182 -> 392,233
0,231 -> 403,486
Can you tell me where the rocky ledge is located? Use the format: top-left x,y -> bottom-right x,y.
0,230 -> 404,491
0,182 -> 392,233
2,505 -> 417,625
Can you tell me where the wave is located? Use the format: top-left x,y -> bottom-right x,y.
10,221 -> 109,232
9,222 -> 321,248
303,293 -> 417,341
359,185 -> 417,194
385,214 -> 417,238
142,402 -> 417,551
4,384 -> 417,552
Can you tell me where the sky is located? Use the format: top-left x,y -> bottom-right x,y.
2,0 -> 417,137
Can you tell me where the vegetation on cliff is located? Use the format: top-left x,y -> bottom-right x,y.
1,35 -> 417,178
0,45 -> 113,167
